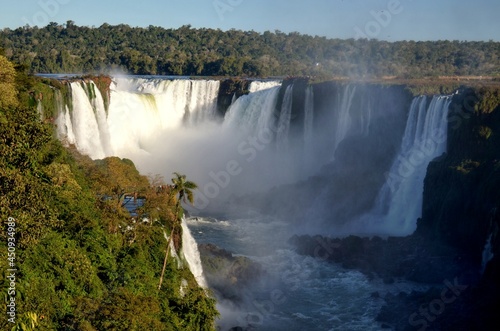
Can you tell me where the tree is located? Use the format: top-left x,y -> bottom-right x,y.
158,172 -> 198,290
171,172 -> 197,211
2,23 -> 499,77
0,55 -> 18,109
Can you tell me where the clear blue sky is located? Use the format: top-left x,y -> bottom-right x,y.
1,0 -> 499,41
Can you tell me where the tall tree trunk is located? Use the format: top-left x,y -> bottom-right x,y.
158,201 -> 180,290
158,226 -> 175,290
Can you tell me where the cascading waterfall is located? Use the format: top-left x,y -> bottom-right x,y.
304,85 -> 314,147
481,233 -> 494,274
36,100 -> 44,119
223,84 -> 281,133
186,80 -> 220,125
91,83 -> 113,156
111,77 -> 220,127
332,84 -> 356,154
353,95 -> 452,236
55,90 -> 76,146
68,82 -> 109,159
57,78 -> 222,158
181,217 -> 208,288
248,80 -> 282,93
481,210 -> 497,274
276,85 -> 294,151
164,230 -> 182,268
303,85 -> 315,171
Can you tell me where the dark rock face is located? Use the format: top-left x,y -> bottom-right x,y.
288,234 -> 475,284
418,88 -> 500,260
216,79 -> 251,117
198,243 -> 263,302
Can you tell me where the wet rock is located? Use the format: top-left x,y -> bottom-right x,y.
198,243 -> 263,302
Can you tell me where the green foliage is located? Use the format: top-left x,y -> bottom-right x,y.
91,156 -> 150,196
1,24 -> 499,77
477,126 -> 493,140
0,55 -> 18,108
405,80 -> 461,96
454,159 -> 481,174
0,57 -> 217,330
171,172 -> 198,206
12,312 -> 40,331
475,86 -> 500,114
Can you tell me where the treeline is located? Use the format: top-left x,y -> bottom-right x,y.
0,55 -> 218,330
1,22 -> 499,77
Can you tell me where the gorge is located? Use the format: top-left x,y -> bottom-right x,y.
40,75 -> 500,330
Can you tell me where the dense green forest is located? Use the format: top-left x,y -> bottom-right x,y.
0,55 -> 218,330
1,22 -> 499,77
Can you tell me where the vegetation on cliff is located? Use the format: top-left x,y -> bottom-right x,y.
1,22 -> 499,78
0,55 -> 218,330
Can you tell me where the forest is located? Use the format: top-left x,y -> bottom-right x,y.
0,55 -> 218,330
1,21 -> 499,77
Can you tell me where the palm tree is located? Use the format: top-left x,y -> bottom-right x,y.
171,172 -> 197,212
158,172 -> 198,290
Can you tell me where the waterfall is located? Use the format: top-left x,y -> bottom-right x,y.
69,82 -> 107,159
164,230 -> 182,268
37,100 -> 44,120
360,95 -> 372,136
185,80 -> 220,125
54,90 -> 76,146
57,78 -> 222,159
112,78 -> 220,127
304,85 -> 314,148
481,233 -> 494,274
332,84 -> 356,154
223,84 -> 281,132
91,83 -> 113,156
55,106 -> 76,146
181,217 -> 208,288
106,89 -> 168,157
354,95 -> 452,236
248,80 -> 282,93
276,85 -> 294,151
303,85 -> 315,171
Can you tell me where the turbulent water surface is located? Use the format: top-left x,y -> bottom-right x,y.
186,214 -> 429,330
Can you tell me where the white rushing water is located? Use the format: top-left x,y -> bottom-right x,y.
223,85 -> 281,132
181,217 -> 208,288
351,95 -> 452,236
248,80 -> 282,93
332,84 -> 356,154
276,85 -> 294,152
68,82 -> 108,159
54,90 -> 76,146
57,78 -> 221,158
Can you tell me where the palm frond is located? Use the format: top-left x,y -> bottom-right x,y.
185,190 -> 195,204
184,181 -> 198,190
170,172 -> 198,206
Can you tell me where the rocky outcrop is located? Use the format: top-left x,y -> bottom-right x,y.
288,234 -> 475,284
216,79 -> 251,117
418,87 -> 500,259
198,243 -> 263,302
